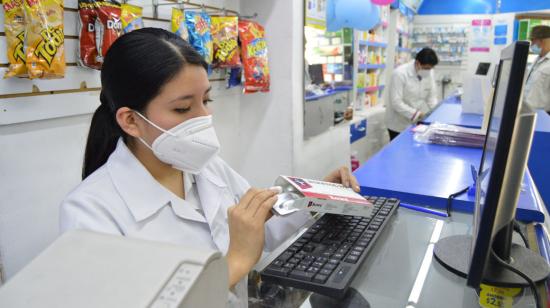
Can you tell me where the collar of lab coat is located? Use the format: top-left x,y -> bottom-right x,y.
106,139 -> 227,223
405,60 -> 418,79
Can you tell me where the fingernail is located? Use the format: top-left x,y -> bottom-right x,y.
269,186 -> 283,193
355,185 -> 360,191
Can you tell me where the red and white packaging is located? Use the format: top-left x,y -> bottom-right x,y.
271,176 -> 374,217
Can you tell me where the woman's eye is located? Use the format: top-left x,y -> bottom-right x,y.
174,107 -> 191,113
203,98 -> 213,105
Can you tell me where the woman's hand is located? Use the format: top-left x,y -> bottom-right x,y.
323,166 -> 361,192
226,187 -> 278,289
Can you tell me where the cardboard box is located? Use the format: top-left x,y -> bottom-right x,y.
272,176 -> 374,217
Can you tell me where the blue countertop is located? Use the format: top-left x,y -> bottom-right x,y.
305,86 -> 352,102
354,128 -> 545,222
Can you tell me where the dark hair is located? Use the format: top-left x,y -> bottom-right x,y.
415,47 -> 439,66
82,28 -> 208,179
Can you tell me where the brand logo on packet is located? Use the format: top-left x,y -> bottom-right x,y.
3,0 -> 23,12
13,31 -> 26,63
34,27 -> 64,66
307,201 -> 323,208
247,39 -> 266,57
194,15 -> 208,35
288,177 -> 312,190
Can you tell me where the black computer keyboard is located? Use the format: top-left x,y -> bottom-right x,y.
260,196 -> 399,298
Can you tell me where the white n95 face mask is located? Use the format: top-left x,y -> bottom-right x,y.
418,69 -> 431,79
135,112 -> 220,174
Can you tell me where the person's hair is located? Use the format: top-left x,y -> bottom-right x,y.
530,25 -> 550,40
82,28 -> 208,179
415,47 -> 439,66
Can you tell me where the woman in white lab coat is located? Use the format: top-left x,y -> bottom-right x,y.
524,25 -> 550,115
385,48 -> 439,140
59,28 -> 360,307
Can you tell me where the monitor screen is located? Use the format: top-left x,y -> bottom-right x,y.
475,62 -> 491,76
473,59 -> 511,239
308,64 -> 324,85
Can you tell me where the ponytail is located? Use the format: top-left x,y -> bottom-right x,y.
82,92 -> 122,179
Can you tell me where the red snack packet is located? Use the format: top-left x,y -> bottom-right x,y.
238,20 -> 269,93
78,0 -> 122,69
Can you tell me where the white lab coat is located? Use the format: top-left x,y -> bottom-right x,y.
524,52 -> 550,112
59,139 -> 311,308
385,60 -> 438,132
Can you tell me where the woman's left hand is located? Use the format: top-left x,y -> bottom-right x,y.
323,166 -> 361,192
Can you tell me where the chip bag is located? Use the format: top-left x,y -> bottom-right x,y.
211,16 -> 240,69
121,3 -> 142,33
78,0 -> 122,70
24,0 -> 65,79
3,0 -> 27,78
238,20 -> 270,93
170,8 -> 188,41
185,11 -> 213,64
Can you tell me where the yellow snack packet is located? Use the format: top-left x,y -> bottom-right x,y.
171,7 -> 188,41
2,0 -> 28,78
24,0 -> 65,79
121,3 -> 143,33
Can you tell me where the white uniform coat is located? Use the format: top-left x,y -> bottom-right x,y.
385,60 -> 438,132
60,139 -> 311,307
524,52 -> 550,112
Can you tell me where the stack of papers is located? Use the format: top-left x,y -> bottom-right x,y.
413,123 -> 486,148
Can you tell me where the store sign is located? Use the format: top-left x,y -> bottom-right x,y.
306,0 -> 327,30
470,19 -> 492,52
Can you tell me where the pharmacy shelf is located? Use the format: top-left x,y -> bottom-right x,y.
358,64 -> 387,70
359,40 -> 388,48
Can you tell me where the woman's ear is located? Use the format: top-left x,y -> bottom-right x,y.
116,107 -> 142,138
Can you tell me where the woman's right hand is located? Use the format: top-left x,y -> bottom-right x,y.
225,187 -> 279,289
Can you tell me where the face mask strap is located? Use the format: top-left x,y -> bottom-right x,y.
133,111 -> 176,136
137,137 -> 154,151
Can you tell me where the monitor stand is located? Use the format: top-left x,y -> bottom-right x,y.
433,234 -> 550,286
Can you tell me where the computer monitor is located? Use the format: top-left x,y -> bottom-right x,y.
433,41 -> 550,289
308,64 -> 325,85
475,62 -> 491,76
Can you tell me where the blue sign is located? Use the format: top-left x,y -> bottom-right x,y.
494,25 -> 508,36
494,37 -> 507,45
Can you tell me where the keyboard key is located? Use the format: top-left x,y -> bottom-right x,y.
332,266 -> 351,284
296,264 -> 309,271
303,244 -> 315,252
353,246 -> 365,252
344,255 -> 359,263
272,260 -> 284,267
264,266 -> 290,276
350,250 -> 362,257
278,252 -> 293,262
316,257 -> 328,264
340,244 -> 352,250
328,259 -> 340,265
289,270 -> 315,281
320,268 -> 333,276
356,240 -> 369,247
288,258 -> 300,264
322,252 -> 333,258
307,266 -> 320,273
313,261 -> 325,268
300,260 -> 313,267
295,252 -> 306,259
323,263 -> 337,270
313,274 -> 328,284
283,263 -> 296,269
333,253 -> 344,259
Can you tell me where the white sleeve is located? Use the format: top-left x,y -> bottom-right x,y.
390,72 -> 418,120
59,193 -> 123,236
263,211 -> 311,252
526,69 -> 550,110
427,74 -> 439,109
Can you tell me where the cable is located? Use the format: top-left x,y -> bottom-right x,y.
513,220 -> 530,249
446,186 -> 469,217
490,248 -> 541,308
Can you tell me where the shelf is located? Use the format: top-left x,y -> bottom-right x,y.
358,40 -> 388,48
358,64 -> 386,70
396,47 -> 412,53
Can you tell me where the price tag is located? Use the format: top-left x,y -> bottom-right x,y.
479,283 -> 522,308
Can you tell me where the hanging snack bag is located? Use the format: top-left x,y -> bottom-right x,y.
238,20 -> 270,93
24,0 -> 65,79
121,3 -> 143,33
211,16 -> 240,68
227,67 -> 242,89
3,0 -> 27,78
171,7 -> 188,41
78,0 -> 122,70
185,11 -> 213,64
